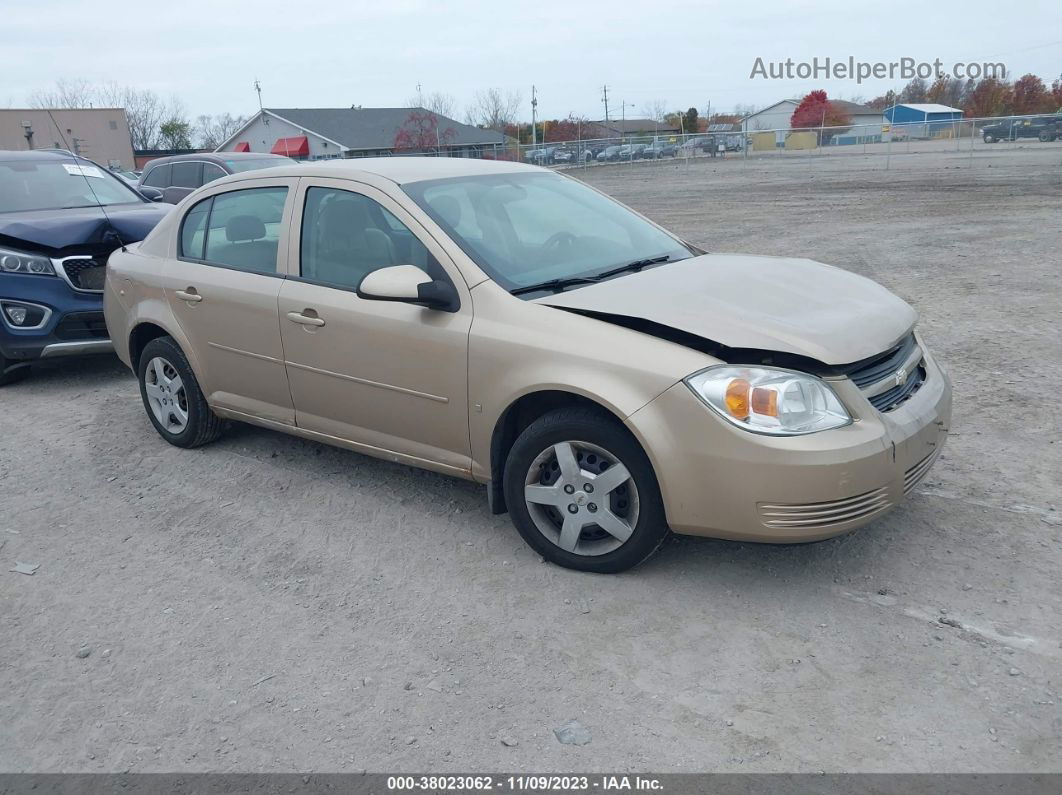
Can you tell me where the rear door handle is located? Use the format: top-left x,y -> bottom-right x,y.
175,288 -> 202,303
286,310 -> 325,327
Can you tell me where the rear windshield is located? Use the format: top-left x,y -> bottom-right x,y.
223,157 -> 296,173
0,159 -> 143,213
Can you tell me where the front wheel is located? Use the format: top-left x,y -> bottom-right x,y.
983,134 -> 996,143
503,408 -> 669,573
137,336 -> 223,448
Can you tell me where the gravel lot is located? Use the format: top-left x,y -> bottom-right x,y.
2,143 -> 1060,774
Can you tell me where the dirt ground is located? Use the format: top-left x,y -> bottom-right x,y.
2,143 -> 1060,774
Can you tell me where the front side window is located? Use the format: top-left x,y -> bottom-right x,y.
178,186 -> 288,274
299,187 -> 433,290
402,172 -> 691,291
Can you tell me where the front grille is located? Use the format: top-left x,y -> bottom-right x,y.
758,487 -> 891,529
868,364 -> 926,412
56,257 -> 106,292
846,333 -> 917,388
55,312 -> 109,340
904,449 -> 940,495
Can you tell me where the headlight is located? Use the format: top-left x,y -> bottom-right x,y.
685,366 -> 852,436
0,246 -> 55,276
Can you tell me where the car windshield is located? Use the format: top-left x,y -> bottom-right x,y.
403,172 -> 693,291
223,157 -> 297,173
0,159 -> 143,213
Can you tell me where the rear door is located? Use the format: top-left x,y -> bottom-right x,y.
165,177 -> 298,424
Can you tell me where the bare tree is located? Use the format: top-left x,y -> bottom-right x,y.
29,80 -> 184,151
640,100 -> 669,122
27,78 -> 96,109
465,88 -> 523,131
733,103 -> 758,118
405,91 -> 457,120
195,113 -> 248,150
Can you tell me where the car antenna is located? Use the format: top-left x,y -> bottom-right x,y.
45,109 -> 128,252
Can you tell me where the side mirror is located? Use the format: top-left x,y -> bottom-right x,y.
138,186 -> 164,202
356,265 -> 459,312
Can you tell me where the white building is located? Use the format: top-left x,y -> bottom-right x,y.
216,107 -> 506,160
741,99 -> 886,145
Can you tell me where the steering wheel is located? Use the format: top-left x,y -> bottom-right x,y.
543,231 -> 578,253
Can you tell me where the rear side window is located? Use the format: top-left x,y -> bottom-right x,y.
202,163 -> 226,184
200,187 -> 288,274
141,163 -> 171,188
179,197 -> 211,259
170,161 -> 202,189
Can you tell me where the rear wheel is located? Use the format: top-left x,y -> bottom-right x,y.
0,354 -> 30,386
1039,131 -> 1055,142
137,336 -> 223,448
503,408 -> 669,573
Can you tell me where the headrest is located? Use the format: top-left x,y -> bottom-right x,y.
226,214 -> 266,242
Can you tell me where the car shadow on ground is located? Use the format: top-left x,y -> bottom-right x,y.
10,354 -> 132,389
211,413 -> 921,585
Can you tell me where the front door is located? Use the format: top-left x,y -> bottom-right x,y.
166,180 -> 296,424
277,179 -> 472,475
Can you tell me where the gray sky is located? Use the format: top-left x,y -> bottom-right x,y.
7,0 -> 1061,120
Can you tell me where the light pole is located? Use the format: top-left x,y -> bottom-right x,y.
531,85 -> 538,148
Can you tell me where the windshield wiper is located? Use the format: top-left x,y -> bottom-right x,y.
510,276 -> 604,296
596,254 -> 671,280
510,255 -> 674,296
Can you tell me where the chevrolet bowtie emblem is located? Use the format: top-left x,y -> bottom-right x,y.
895,367 -> 908,387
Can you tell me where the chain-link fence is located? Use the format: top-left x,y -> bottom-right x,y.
379,112 -> 1062,176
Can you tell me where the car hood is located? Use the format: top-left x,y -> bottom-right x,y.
0,202 -> 171,255
534,254 -> 917,365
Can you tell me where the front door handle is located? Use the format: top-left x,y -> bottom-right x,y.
175,288 -> 202,303
286,310 -> 325,327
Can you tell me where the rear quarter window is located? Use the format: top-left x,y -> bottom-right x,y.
141,163 -> 171,188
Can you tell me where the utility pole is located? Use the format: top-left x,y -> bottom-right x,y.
531,85 -> 538,148
20,121 -> 33,150
601,85 -> 610,123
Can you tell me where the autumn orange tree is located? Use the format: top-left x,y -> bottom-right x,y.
790,90 -> 852,141
393,110 -> 457,152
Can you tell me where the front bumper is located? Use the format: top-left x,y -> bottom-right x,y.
625,349 -> 952,542
0,274 -> 112,364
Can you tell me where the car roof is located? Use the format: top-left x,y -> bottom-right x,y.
0,149 -> 97,163
146,152 -> 292,167
226,156 -> 543,186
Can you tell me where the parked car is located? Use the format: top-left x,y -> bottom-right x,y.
138,152 -> 296,204
596,145 -> 622,162
105,158 -> 950,573
981,114 -> 1062,143
524,147 -> 558,165
0,150 -> 170,385
551,148 -> 576,164
616,144 -> 647,160
642,142 -> 678,159
110,169 -> 141,187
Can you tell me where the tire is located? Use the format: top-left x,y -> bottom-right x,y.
983,134 -> 996,143
137,336 -> 223,448
1039,131 -> 1055,142
0,354 -> 30,386
503,407 -> 669,573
